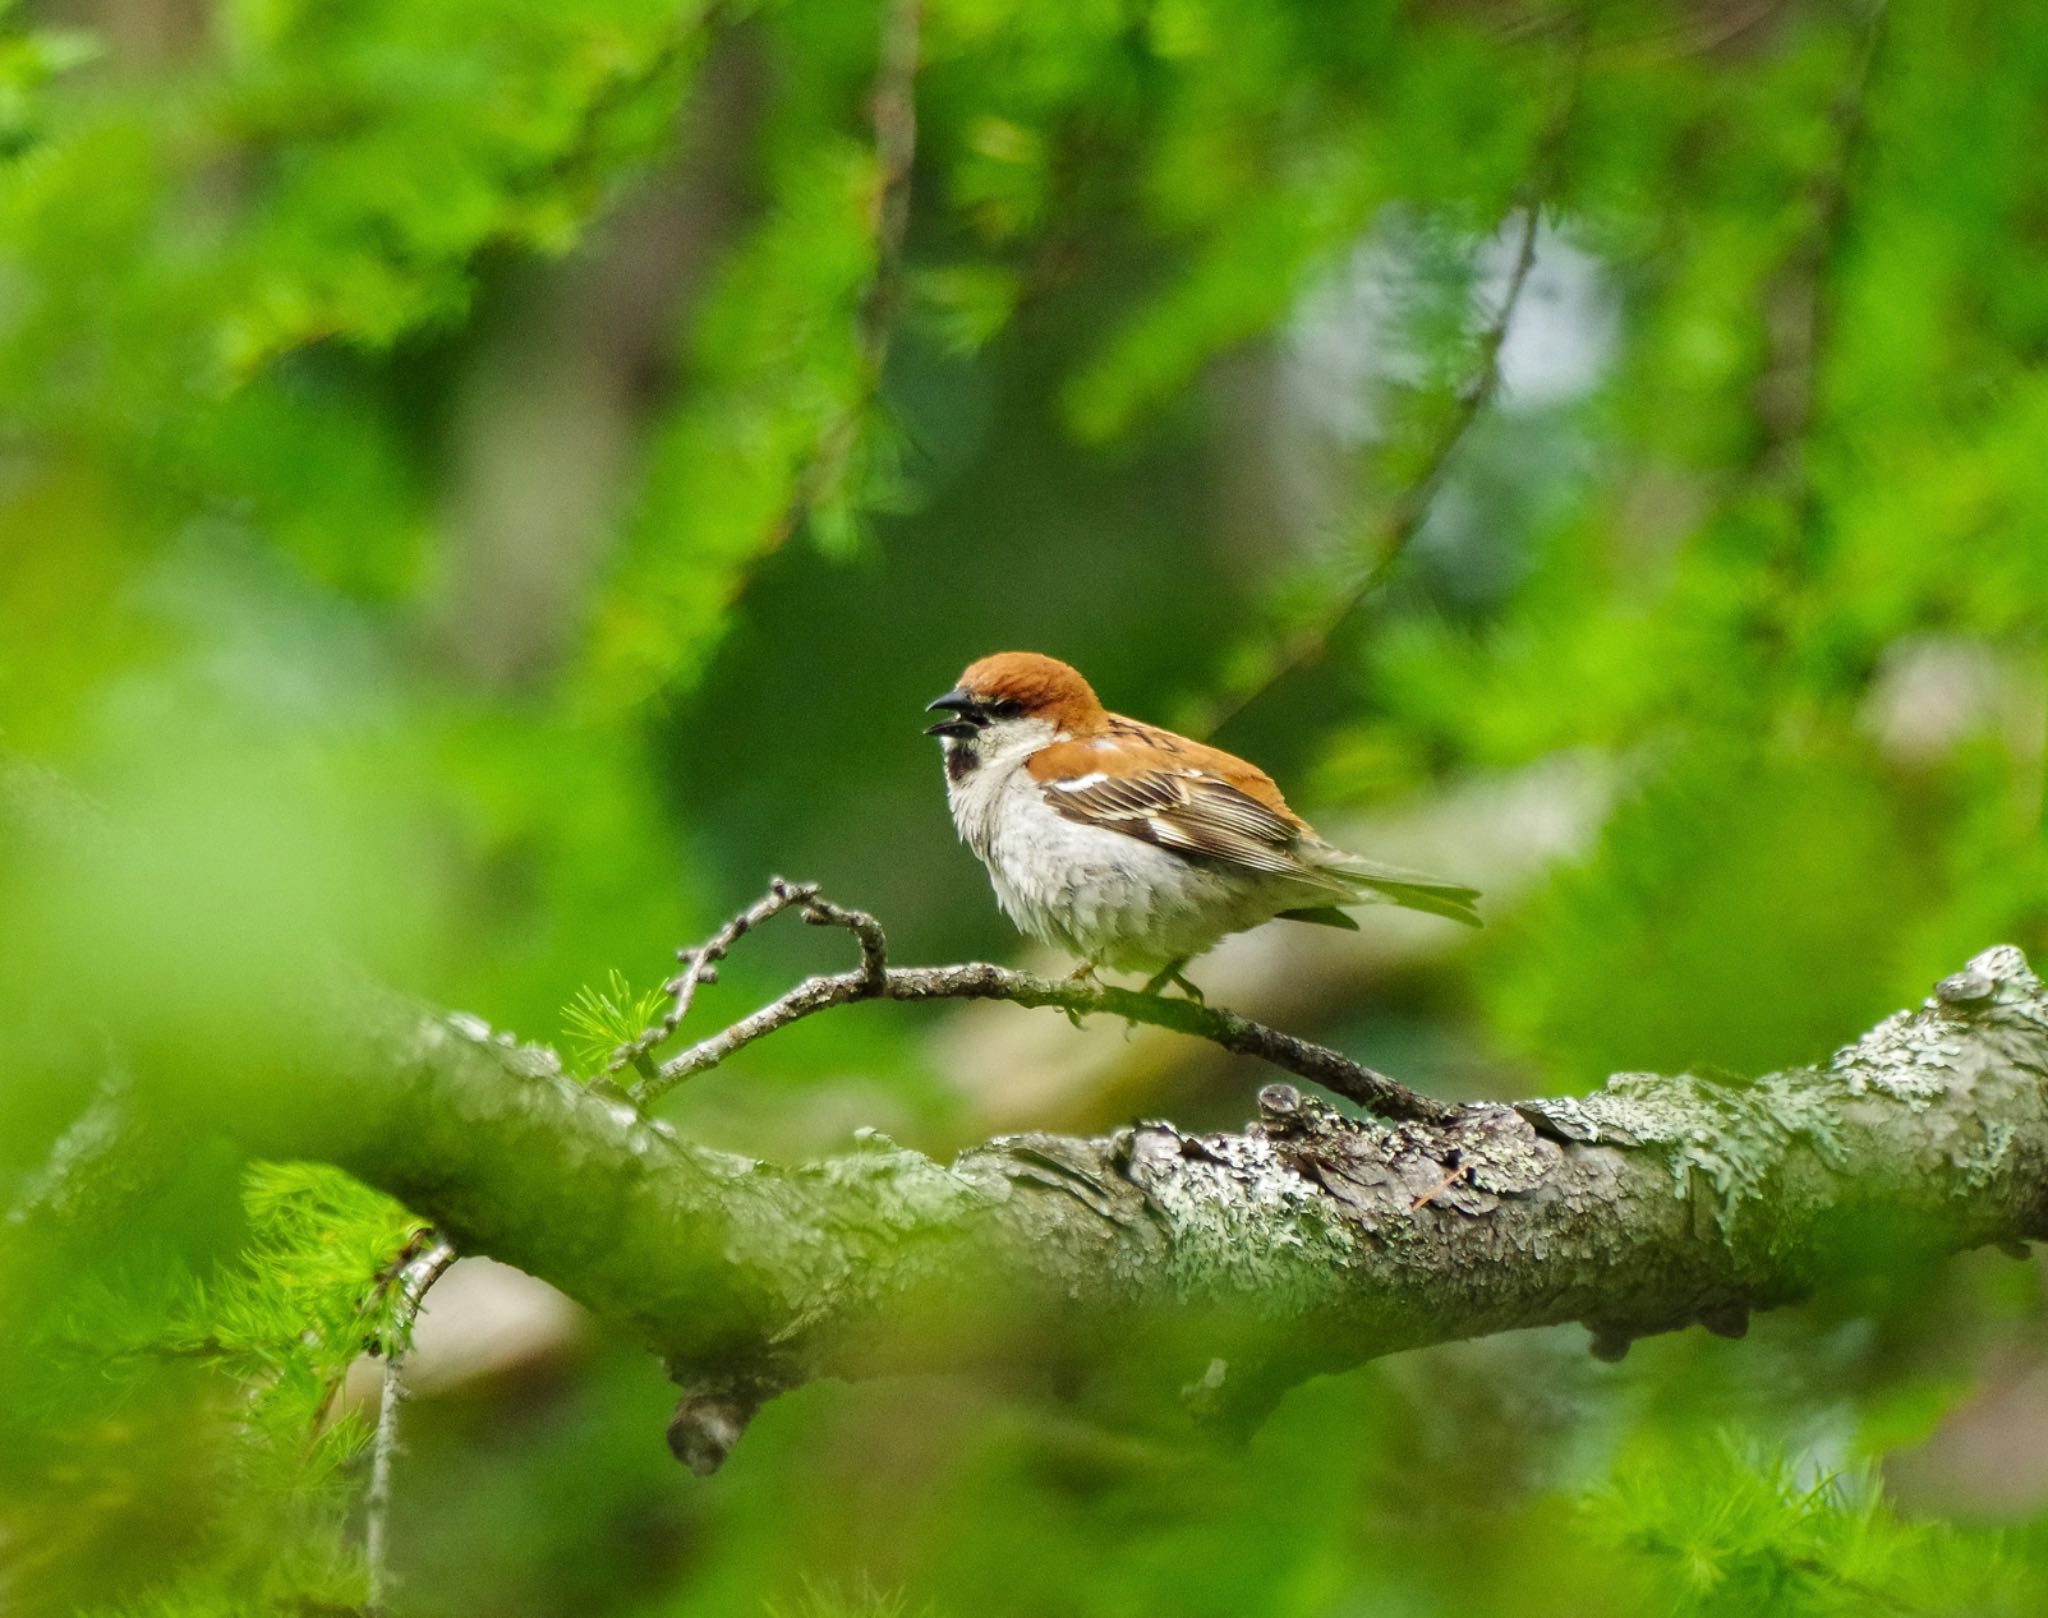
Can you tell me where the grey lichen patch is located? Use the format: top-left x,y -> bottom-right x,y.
1528,1063 -> 1849,1235
1969,944 -> 2040,994
1521,1073 -> 1669,1147
1752,1074 -> 1851,1170
1956,1117 -> 2020,1190
1649,1069 -> 1854,1233
1452,1106 -> 1556,1197
1964,945 -> 2048,1036
1831,1008 -> 1963,1106
1116,1121 -> 1358,1310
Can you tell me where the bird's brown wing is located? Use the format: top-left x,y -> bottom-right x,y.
1030,735 -> 1483,923
1036,765 -> 1344,885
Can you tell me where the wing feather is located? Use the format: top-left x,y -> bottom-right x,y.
1028,734 -> 1481,924
1040,769 -> 1339,884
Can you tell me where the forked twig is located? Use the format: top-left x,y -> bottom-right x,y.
608,878 -> 887,1080
619,880 -> 1456,1125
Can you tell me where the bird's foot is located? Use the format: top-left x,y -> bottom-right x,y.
1140,961 -> 1204,1003
1064,961 -> 1103,1026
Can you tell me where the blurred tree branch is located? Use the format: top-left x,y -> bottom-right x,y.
1754,0 -> 1889,562
1188,27 -> 1585,741
80,933 -> 2048,1476
771,0 -> 922,551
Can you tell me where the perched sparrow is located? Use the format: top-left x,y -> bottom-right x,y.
925,651 -> 1479,993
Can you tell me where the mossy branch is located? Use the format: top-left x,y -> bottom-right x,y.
133,935 -> 2048,1475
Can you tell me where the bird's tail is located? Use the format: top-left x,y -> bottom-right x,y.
1321,854 -> 1483,928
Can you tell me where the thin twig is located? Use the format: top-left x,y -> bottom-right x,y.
1755,0 -> 1887,558
624,882 -> 1455,1125
364,1235 -> 457,1616
608,878 -> 824,1074
1186,35 -> 1583,742
609,877 -> 887,1075
765,0 -> 924,545
862,0 -> 921,355
365,1364 -> 406,1614
799,891 -> 890,990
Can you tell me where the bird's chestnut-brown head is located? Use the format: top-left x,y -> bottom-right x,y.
925,652 -> 1105,779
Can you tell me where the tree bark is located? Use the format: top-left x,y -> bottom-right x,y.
172,944 -> 2048,1472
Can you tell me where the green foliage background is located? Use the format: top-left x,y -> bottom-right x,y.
5,0 -> 2048,1612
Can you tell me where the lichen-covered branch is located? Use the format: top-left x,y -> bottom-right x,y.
205,944 -> 2048,1474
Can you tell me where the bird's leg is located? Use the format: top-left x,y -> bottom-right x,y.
1140,959 -> 1204,1002
1064,960 -> 1102,1026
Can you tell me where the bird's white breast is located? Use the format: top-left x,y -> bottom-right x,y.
943,728 -> 1299,971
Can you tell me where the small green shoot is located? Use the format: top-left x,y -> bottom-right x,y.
561,969 -> 671,1079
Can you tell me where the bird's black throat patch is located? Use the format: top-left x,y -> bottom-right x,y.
945,742 -> 980,782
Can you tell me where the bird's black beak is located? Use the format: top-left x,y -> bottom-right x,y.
924,689 -> 978,739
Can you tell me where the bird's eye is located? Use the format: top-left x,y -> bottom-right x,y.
984,699 -> 1024,720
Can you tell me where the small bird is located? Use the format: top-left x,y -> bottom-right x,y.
925,651 -> 1480,995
